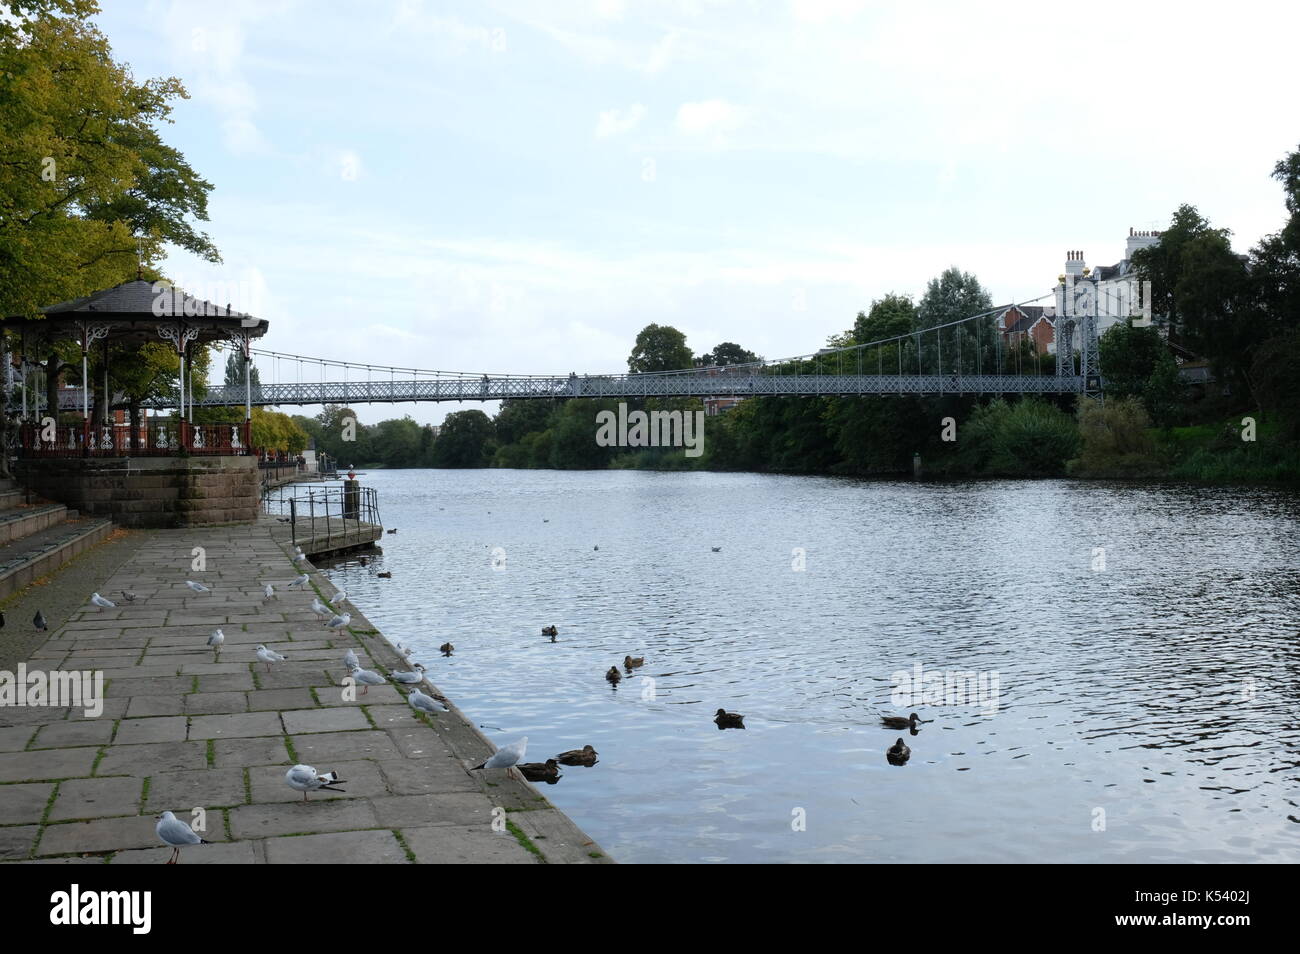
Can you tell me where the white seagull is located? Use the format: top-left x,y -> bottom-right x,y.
288,573 -> 309,589
389,663 -> 426,685
408,688 -> 448,715
185,580 -> 211,593
262,583 -> 276,603
90,592 -> 116,610
207,628 -> 224,655
311,597 -> 331,618
348,665 -> 385,695
155,811 -> 209,864
255,644 -> 286,671
343,648 -> 359,670
333,590 -> 349,605
292,548 -> 307,565
284,764 -> 346,802
471,736 -> 528,780
324,612 -> 352,632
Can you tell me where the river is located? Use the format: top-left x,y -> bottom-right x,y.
316,469 -> 1300,863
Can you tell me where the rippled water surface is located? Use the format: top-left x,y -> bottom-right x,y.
316,470 -> 1300,863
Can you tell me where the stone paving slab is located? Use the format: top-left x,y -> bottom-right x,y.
0,522 -> 611,864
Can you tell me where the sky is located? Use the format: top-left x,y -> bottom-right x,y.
93,0 -> 1300,425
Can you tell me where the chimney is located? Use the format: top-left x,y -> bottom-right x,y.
1125,228 -> 1160,260
1065,249 -> 1086,277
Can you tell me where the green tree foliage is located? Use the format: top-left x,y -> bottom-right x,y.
250,407 -> 308,454
916,268 -> 995,374
430,409 -> 495,467
698,342 -> 758,366
1072,397 -> 1161,478
1249,328 -> 1300,440
1099,322 -> 1165,397
628,324 -> 693,373
955,399 -> 1079,476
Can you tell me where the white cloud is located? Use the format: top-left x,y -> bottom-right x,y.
676,99 -> 747,138
644,31 -> 679,73
595,104 -> 646,139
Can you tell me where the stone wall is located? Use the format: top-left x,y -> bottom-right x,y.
16,456 -> 260,528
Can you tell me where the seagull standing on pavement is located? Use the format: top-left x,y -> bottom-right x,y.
389,663 -> 426,684
471,737 -> 528,781
408,688 -> 448,715
255,644 -> 286,672
155,811 -> 209,864
207,629 -> 224,656
348,665 -> 385,695
185,580 -> 211,593
325,612 -> 352,632
288,573 -> 309,589
263,583 -> 276,603
90,592 -> 116,610
343,648 -> 359,670
311,597 -> 331,618
284,764 -> 346,802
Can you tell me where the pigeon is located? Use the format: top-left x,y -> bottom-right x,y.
605,666 -> 622,685
33,610 -> 47,632
185,580 -> 211,593
255,644 -> 286,671
348,666 -> 385,695
155,811 -> 209,863
284,764 -> 346,802
714,708 -> 745,729
439,642 -> 454,656
90,592 -> 116,610
408,688 -> 448,715
120,590 -> 137,603
287,573 -> 309,589
389,664 -> 426,685
471,737 -> 528,780
262,583 -> 276,603
324,612 -> 352,632
343,648 -> 359,670
207,629 -> 224,655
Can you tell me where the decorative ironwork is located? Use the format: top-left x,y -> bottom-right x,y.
17,421 -> 252,458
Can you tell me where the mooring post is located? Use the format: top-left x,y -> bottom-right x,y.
912,451 -> 922,479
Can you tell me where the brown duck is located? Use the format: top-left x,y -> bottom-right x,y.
714,708 -> 745,729
555,745 -> 599,767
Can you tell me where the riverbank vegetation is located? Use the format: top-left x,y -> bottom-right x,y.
307,142 -> 1300,484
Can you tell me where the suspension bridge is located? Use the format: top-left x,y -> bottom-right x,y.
55,295 -> 1107,411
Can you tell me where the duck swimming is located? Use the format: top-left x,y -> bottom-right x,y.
555,745 -> 598,766
624,655 -> 644,670
887,738 -> 911,765
518,759 -> 562,783
439,642 -> 454,656
541,625 -> 558,638
605,666 -> 622,685
880,712 -> 922,730
714,708 -> 745,729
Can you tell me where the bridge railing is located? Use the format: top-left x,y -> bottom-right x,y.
18,421 -> 251,457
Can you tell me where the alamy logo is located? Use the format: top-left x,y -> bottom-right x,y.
49,885 -> 151,934
594,403 -> 705,457
0,666 -> 104,718
890,661 -> 1000,715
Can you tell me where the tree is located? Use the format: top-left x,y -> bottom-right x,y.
699,342 -> 758,366
223,350 -> 262,400
628,324 -> 693,374
430,410 -> 495,467
915,268 -> 994,374
1099,322 -> 1166,398
854,293 -> 916,343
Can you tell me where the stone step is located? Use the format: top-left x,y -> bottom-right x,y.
0,502 -> 68,546
0,488 -> 26,510
0,515 -> 113,600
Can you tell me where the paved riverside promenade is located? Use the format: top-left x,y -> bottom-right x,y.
0,519 -> 610,864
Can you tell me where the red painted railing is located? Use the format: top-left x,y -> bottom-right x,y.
19,421 -> 252,457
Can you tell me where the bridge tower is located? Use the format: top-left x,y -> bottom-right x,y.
1056,278 -> 1103,397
